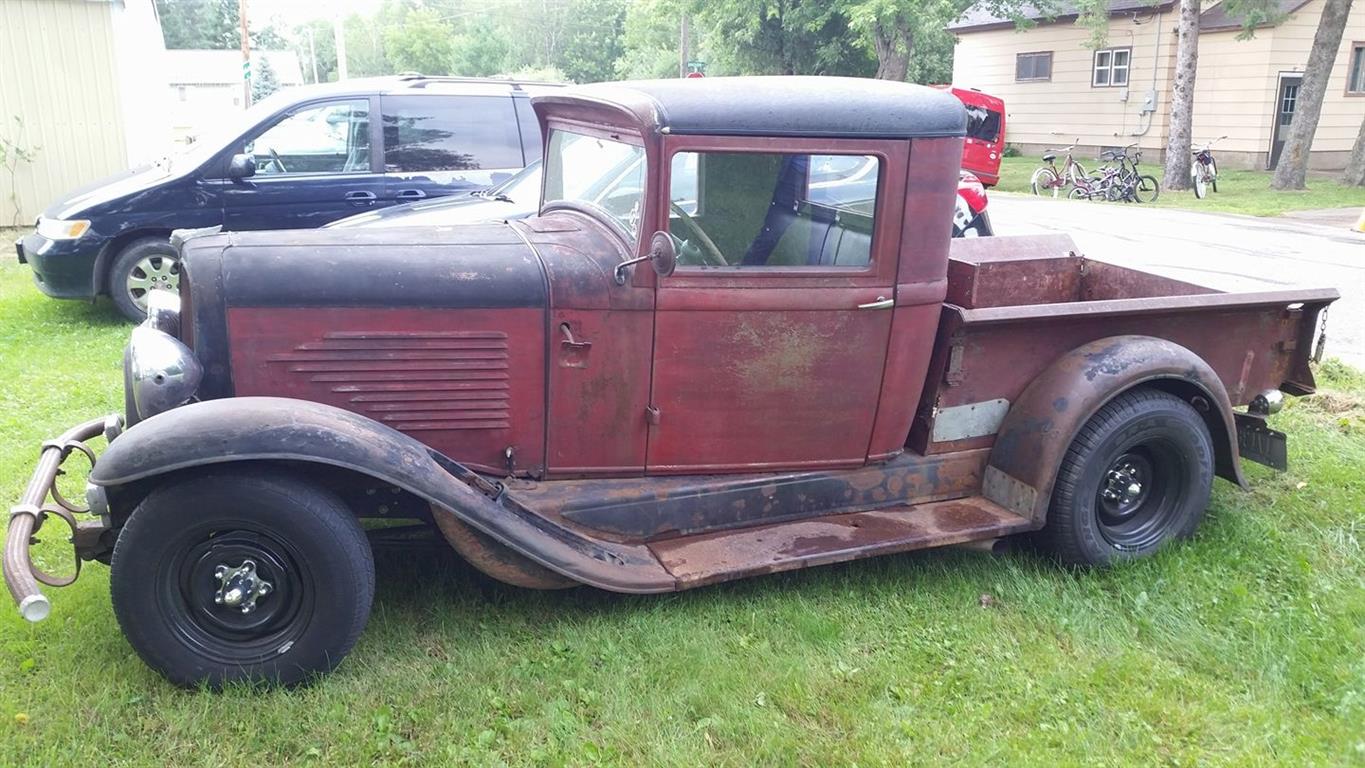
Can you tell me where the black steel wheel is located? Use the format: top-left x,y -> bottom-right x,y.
111,470 -> 374,688
1040,389 -> 1214,565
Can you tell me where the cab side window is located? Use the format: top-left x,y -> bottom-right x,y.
667,151 -> 879,268
245,99 -> 371,175
381,95 -> 524,172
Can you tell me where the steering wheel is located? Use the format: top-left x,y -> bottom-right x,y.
668,202 -> 727,267
268,148 -> 287,174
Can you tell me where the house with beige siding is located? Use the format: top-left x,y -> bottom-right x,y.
949,0 -> 1365,170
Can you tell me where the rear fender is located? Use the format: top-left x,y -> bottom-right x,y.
984,336 -> 1245,524
89,397 -> 674,593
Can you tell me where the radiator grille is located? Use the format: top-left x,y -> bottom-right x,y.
267,331 -> 511,431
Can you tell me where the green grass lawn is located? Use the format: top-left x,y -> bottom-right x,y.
1,259 -> 1363,765
995,155 -> 1365,217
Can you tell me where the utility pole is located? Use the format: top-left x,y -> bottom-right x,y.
307,26 -> 319,84
334,14 -> 349,81
679,16 -> 689,78
239,0 -> 251,107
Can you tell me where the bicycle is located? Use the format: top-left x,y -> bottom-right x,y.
1101,144 -> 1159,203
1191,135 -> 1226,199
1030,140 -> 1088,198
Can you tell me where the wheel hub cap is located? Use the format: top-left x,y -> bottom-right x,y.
213,559 -> 273,614
1099,454 -> 1151,520
127,255 -> 180,311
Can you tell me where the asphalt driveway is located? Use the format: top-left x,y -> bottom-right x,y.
989,195 -> 1365,367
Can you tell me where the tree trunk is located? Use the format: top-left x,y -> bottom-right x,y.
1343,115 -> 1365,186
872,19 -> 913,81
1270,0 -> 1354,189
1162,0 -> 1200,191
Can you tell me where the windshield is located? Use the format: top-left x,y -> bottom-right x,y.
542,130 -> 646,239
484,159 -> 542,204
167,89 -> 304,173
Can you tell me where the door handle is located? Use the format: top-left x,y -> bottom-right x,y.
345,190 -> 376,205
857,296 -> 894,310
395,189 -> 426,201
559,323 -> 591,350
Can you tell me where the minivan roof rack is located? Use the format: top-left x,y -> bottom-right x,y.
395,74 -> 567,90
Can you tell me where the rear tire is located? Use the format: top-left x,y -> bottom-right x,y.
1209,159 -> 1218,193
1192,167 -> 1207,199
109,237 -> 179,323
110,470 -> 374,688
1039,389 -> 1214,566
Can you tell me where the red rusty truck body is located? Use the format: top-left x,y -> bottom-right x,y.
5,77 -> 1337,687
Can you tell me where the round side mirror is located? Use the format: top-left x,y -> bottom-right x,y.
227,153 -> 257,180
649,231 -> 677,278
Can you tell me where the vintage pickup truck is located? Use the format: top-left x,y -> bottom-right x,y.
5,77 -> 1337,688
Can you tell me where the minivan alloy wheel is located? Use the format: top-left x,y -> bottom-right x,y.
127,254 -> 180,312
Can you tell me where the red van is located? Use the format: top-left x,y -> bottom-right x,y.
935,86 -> 1005,187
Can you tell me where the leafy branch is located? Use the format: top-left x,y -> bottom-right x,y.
0,115 -> 39,226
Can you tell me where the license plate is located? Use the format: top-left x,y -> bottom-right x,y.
1235,413 -> 1287,471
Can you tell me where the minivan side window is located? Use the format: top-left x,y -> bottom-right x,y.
382,95 -> 524,172
245,99 -> 371,175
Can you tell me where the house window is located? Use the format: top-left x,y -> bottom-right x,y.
1093,47 -> 1131,87
1349,43 -> 1365,94
1016,51 -> 1052,82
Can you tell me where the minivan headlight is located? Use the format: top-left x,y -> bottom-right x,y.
36,217 -> 91,240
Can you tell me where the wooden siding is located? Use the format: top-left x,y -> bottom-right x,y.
0,0 -> 128,224
952,13 -> 1178,154
954,0 -> 1365,167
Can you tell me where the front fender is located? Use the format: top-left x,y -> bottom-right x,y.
91,397 -> 674,593
984,336 -> 1245,524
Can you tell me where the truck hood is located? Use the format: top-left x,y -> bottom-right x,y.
183,221 -> 547,313
325,191 -> 535,229
42,161 -> 174,220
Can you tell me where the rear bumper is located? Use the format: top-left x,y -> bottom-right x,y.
4,415 -> 121,622
21,232 -> 103,300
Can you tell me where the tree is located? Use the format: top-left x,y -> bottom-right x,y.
383,7 -> 455,75
691,0 -> 875,77
1344,116 -> 1365,186
155,0 -> 285,50
1162,0 -> 1200,191
1271,0 -> 1354,189
617,0 -> 690,78
451,18 -> 511,77
559,0 -> 629,82
251,56 -> 281,102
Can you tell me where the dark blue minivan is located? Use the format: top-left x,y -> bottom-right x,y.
17,75 -> 557,320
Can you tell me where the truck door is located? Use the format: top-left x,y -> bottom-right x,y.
647,141 -> 908,473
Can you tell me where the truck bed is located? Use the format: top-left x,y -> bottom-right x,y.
910,234 -> 1338,456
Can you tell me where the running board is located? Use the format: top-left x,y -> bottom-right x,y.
649,496 -> 1032,588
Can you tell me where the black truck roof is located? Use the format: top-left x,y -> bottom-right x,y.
535,76 -> 968,140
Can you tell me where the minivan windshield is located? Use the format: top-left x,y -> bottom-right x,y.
166,89 -> 300,173
542,130 -> 646,240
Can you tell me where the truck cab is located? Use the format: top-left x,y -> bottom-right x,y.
5,77 -> 1336,689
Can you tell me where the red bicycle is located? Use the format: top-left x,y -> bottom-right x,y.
1030,140 -> 1088,198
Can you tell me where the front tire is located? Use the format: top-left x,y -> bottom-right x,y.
1039,389 -> 1214,566
1031,167 -> 1061,197
109,237 -> 180,323
110,470 -> 375,688
1192,167 -> 1207,199
1134,174 -> 1160,203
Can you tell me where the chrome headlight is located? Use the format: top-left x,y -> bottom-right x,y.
126,292 -> 201,422
143,287 -> 181,337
